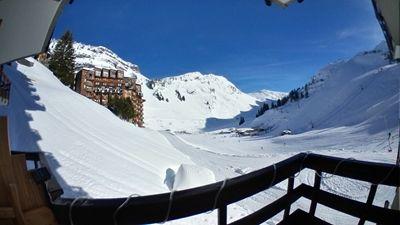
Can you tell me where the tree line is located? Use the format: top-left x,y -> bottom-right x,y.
256,84 -> 309,118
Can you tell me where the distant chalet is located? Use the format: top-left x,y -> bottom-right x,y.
75,68 -> 144,127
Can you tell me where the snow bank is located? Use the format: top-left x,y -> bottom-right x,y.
0,58 -> 194,198
172,164 -> 216,191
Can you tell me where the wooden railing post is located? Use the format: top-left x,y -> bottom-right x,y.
358,184 -> 378,225
283,176 -> 295,219
218,206 -> 227,225
309,171 -> 321,215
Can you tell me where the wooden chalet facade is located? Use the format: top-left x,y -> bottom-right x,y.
75,68 -> 144,127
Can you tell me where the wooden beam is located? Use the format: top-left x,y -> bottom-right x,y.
283,176 -> 294,219
9,183 -> 27,225
309,171 -> 321,215
301,184 -> 400,225
358,184 -> 378,225
0,207 -> 15,219
218,206 -> 227,225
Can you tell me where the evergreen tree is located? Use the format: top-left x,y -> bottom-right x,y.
108,96 -> 136,121
305,84 -> 309,98
49,31 -> 76,88
256,103 -> 270,117
281,96 -> 289,105
277,99 -> 282,107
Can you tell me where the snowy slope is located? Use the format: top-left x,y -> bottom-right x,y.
50,41 -> 260,131
249,89 -> 287,101
0,58 -> 195,198
249,42 -> 399,137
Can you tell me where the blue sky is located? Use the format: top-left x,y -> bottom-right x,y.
54,0 -> 384,92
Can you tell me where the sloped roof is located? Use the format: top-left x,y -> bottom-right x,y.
372,0 -> 400,60
0,0 -> 70,65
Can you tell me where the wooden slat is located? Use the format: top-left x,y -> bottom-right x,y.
278,209 -> 333,225
300,184 -> 400,225
304,154 -> 400,186
230,185 -> 305,225
358,184 -> 378,225
283,176 -> 294,219
9,183 -> 27,225
309,171 -> 321,215
24,207 -> 58,225
11,154 -> 48,211
218,206 -> 227,225
0,116 -> 15,206
0,207 -> 15,219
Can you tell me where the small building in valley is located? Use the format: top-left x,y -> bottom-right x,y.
75,68 -> 144,127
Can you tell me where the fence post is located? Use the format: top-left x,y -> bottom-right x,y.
284,176 -> 295,218
309,171 -> 321,215
358,184 -> 378,225
218,206 -> 227,225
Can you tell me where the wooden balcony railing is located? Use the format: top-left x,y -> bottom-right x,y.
11,151 -> 400,225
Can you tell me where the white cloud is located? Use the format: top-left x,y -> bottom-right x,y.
336,25 -> 384,46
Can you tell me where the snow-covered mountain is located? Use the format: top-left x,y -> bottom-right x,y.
248,42 -> 399,136
249,89 -> 287,101
143,72 -> 258,131
49,40 -> 146,82
50,41 -> 260,131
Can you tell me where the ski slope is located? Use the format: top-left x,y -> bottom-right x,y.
0,58 -> 196,197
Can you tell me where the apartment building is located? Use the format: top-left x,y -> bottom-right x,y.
75,68 -> 144,127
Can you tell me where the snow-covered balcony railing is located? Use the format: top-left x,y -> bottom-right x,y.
12,151 -> 400,225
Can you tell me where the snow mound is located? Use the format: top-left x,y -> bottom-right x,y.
0,58 -> 194,198
172,164 -> 216,191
